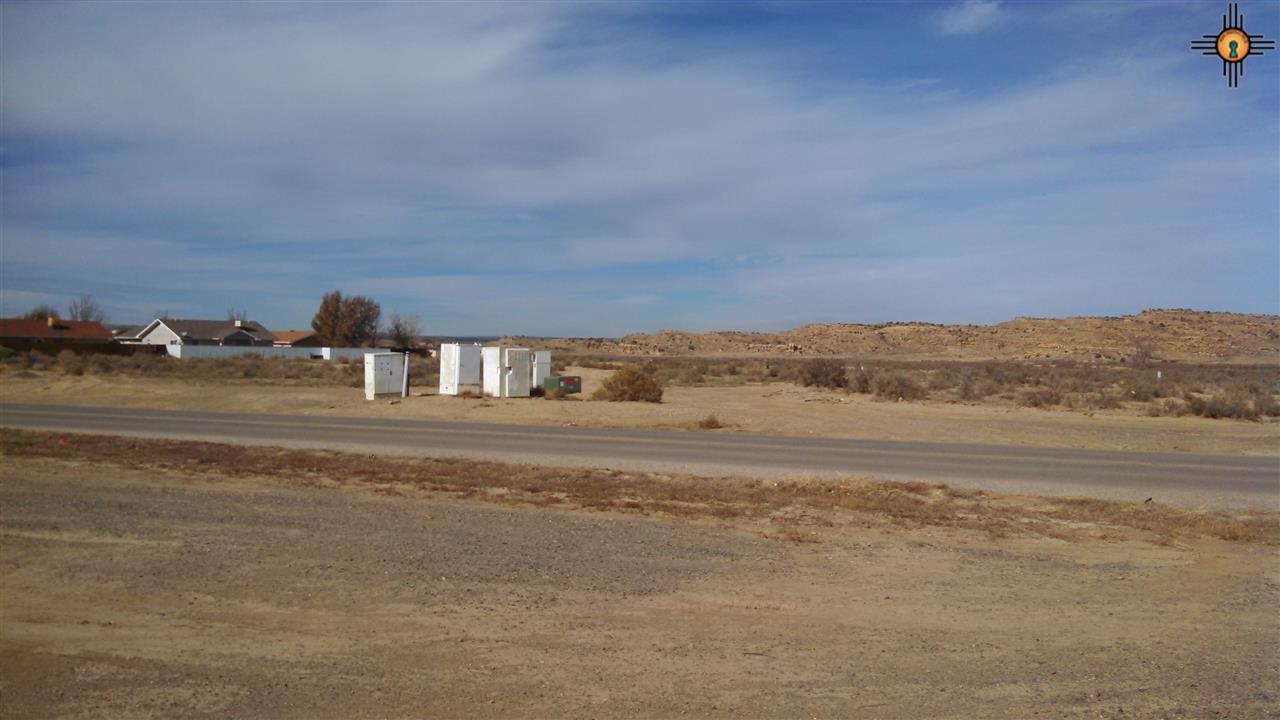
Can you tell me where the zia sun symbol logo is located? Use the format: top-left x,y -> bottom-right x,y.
1191,2 -> 1274,87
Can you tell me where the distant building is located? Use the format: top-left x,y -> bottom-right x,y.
272,330 -> 322,348
0,317 -> 115,353
132,318 -> 276,347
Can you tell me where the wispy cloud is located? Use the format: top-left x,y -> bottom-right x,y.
933,0 -> 1004,36
1,2 -> 1275,334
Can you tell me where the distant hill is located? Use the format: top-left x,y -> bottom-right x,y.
505,310 -> 1280,363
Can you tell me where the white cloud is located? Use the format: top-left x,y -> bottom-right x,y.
934,0 -> 1004,36
0,3 -> 1275,333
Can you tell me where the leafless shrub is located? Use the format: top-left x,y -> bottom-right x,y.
1253,391 -> 1280,418
1090,391 -> 1123,409
1130,337 -> 1157,366
697,413 -> 724,430
871,371 -> 926,401
592,366 -> 663,402
1198,388 -> 1260,421
797,358 -> 848,390
1146,398 -> 1190,417
851,366 -> 873,394
55,350 -> 85,376
1017,387 -> 1062,408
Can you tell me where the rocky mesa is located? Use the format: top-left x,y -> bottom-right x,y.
506,309 -> 1280,362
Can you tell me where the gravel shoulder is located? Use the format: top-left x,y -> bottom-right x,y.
1,454 -> 1277,718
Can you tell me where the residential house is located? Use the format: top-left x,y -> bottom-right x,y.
272,330 -> 322,348
133,318 -> 276,347
0,317 -> 115,353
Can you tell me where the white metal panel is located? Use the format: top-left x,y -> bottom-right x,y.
502,348 -> 531,398
438,343 -> 482,395
481,346 -> 503,397
531,350 -> 552,389
364,352 -> 404,400
439,343 -> 460,395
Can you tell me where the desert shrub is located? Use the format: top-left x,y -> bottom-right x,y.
1124,376 -> 1158,402
592,366 -> 663,403
1255,391 -> 1280,418
697,413 -> 724,429
797,358 -> 848,390
1198,388 -> 1259,421
529,385 -> 546,398
926,366 -> 962,391
677,366 -> 706,385
55,350 -> 85,376
871,371 -> 927,401
1090,391 -> 1123,409
1146,398 -> 1190,417
1016,387 -> 1062,408
849,366 -> 873,394
957,372 -> 997,401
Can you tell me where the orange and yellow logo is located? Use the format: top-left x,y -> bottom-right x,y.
1191,3 -> 1274,87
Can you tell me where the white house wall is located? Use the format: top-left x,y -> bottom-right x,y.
137,322 -> 181,346
165,345 -> 366,361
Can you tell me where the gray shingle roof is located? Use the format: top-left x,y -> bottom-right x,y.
159,319 -> 276,342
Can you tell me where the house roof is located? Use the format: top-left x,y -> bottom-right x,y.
143,318 -> 276,342
0,318 -> 114,341
111,324 -> 146,338
272,330 -> 316,344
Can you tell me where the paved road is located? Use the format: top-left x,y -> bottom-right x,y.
2,403 -> 1276,509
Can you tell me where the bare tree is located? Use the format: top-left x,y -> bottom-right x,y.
68,294 -> 106,323
23,304 -> 60,320
226,307 -> 249,322
1131,337 -> 1157,367
386,313 -> 422,349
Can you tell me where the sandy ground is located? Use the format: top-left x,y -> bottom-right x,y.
3,368 -> 1278,456
1,455 -> 1277,718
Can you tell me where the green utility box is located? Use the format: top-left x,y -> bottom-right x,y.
544,376 -> 582,394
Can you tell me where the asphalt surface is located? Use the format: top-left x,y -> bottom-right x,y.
1,402 -> 1276,509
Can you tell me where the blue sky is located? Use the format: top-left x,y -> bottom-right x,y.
2,0 -> 1277,335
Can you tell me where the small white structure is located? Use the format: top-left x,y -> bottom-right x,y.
531,350 -> 552,389
438,343 -> 481,396
364,352 -> 407,400
502,347 -> 532,398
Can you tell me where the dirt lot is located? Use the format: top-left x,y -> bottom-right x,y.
1,435 -> 1277,718
3,368 -> 1278,456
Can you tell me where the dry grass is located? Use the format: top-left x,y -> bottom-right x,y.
0,350 -> 440,389
2,429 -> 1275,546
559,354 -> 1280,420
697,413 -> 725,429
